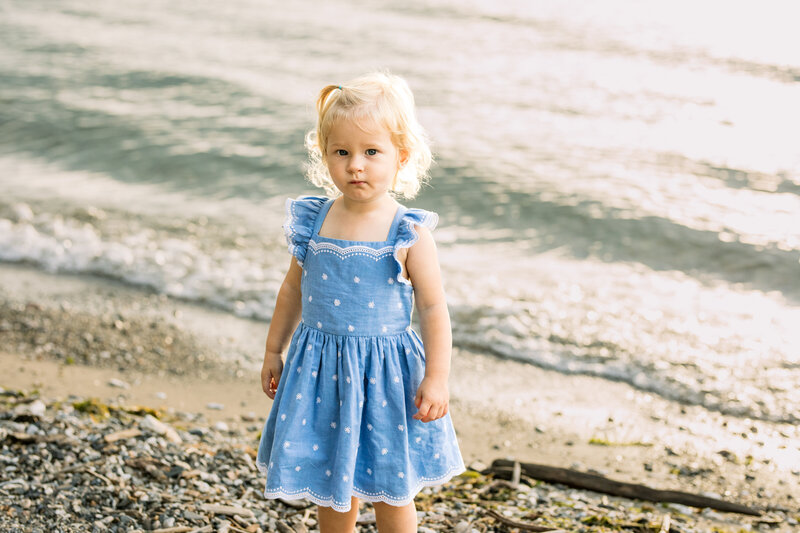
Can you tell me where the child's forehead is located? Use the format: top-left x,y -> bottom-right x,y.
328,117 -> 392,142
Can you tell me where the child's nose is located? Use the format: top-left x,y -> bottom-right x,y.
347,155 -> 365,173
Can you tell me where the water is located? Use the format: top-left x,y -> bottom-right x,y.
1,0 -> 799,423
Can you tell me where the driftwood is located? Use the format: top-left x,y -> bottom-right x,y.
487,459 -> 761,517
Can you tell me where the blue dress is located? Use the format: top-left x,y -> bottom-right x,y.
257,195 -> 465,512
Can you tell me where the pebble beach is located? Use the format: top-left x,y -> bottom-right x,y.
2,263 -> 798,532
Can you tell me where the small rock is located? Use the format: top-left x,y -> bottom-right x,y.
139,414 -> 182,444
108,378 -> 130,389
15,399 -> 46,418
214,421 -> 229,432
207,402 -> 225,410
454,521 -> 471,533
468,460 -> 486,472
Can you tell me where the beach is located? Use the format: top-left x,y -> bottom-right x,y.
2,3 -> 800,529
2,262 -> 798,532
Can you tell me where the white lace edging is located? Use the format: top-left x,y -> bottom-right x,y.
255,461 -> 466,513
393,210 -> 439,286
308,240 -> 394,260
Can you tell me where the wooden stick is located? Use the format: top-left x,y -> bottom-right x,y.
488,459 -> 761,516
484,509 -> 563,532
659,513 -> 671,533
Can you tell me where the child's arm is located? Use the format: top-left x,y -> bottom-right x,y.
405,226 -> 452,423
261,257 -> 303,399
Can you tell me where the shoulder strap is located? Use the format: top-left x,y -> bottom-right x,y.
311,198 -> 335,237
387,205 -> 407,242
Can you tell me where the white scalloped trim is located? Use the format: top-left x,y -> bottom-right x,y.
308,239 -> 394,260
393,210 -> 439,286
256,461 -> 466,513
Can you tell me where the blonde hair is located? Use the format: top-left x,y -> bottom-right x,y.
304,71 -> 432,199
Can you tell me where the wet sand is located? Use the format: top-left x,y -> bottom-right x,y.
1,262 -> 798,529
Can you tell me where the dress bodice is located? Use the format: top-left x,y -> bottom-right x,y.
283,196 -> 438,337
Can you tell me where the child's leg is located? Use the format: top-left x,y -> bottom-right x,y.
373,500 -> 417,533
317,496 -> 359,533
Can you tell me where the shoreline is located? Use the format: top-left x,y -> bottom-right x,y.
1,262 -> 798,529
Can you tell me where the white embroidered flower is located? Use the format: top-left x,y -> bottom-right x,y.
345,376 -> 351,384
397,302 -> 403,309
381,448 -> 388,455
326,470 -> 332,477
393,376 -> 400,383
382,400 -> 387,407
307,344 -> 312,350
311,371 -> 317,378
334,299 -> 340,306
388,277 -> 394,284
281,414 -> 286,421
415,437 -> 421,443
313,444 -> 319,451
398,472 -> 405,478
353,276 -> 360,283
303,270 -> 307,276
369,377 -> 376,384
322,273 -> 328,280
283,441 -> 290,448
316,396 -> 321,404
337,351 -> 342,358
348,324 -> 354,332
302,418 -> 306,425
332,374 -> 338,381
330,421 -> 337,429
297,366 -> 302,373
367,468 -> 372,475
381,326 -> 388,333
434,453 -> 440,459
344,426 -> 351,434
269,461 -> 274,468
368,301 -> 375,308
367,423 -> 373,431
296,393 -> 302,400
295,466 -> 301,471
308,295 -> 312,302
343,475 -> 349,481
398,425 -> 404,432
316,321 -> 322,328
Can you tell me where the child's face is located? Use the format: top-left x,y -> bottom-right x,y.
325,118 -> 407,203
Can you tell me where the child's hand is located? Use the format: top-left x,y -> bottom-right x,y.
413,375 -> 449,423
261,351 -> 284,400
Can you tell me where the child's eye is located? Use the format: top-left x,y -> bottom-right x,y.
366,149 -> 378,156
336,149 -> 348,156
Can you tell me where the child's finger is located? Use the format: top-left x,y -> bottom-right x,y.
414,398 -> 432,420
414,389 -> 422,408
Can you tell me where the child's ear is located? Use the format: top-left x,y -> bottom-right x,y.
398,149 -> 409,168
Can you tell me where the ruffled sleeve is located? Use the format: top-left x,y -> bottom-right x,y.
392,207 -> 439,285
282,195 -> 328,267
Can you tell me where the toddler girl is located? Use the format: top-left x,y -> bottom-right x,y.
257,71 -> 465,533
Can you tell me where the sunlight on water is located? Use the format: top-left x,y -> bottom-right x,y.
1,0 -> 799,424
